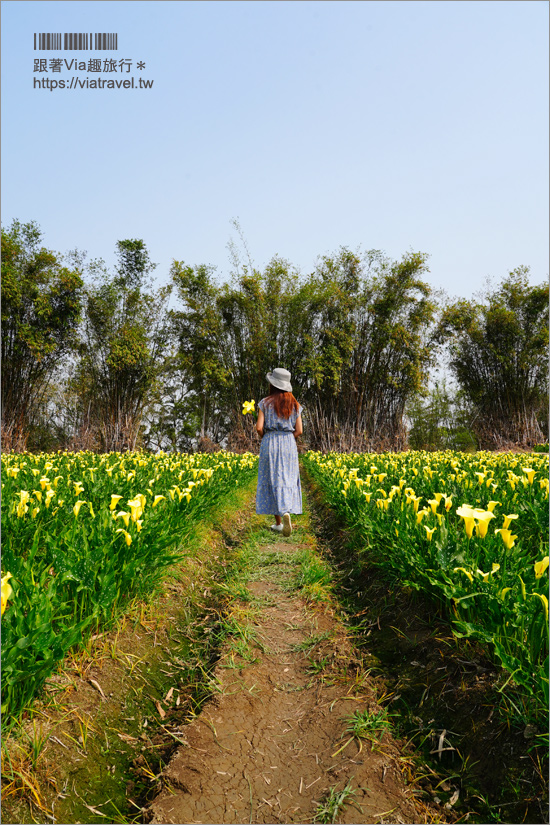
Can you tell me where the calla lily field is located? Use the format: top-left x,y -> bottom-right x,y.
1,449 -> 258,725
301,449 -> 549,724
1,446 -> 548,738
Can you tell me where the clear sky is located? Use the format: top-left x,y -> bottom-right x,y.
1,0 -> 548,299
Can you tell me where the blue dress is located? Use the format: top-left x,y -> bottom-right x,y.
255,397 -> 303,516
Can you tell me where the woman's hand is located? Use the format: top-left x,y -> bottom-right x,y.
294,413 -> 303,440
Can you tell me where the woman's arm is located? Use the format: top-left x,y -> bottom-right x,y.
256,408 -> 265,439
294,414 -> 303,440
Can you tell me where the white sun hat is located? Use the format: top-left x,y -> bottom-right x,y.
266,368 -> 292,392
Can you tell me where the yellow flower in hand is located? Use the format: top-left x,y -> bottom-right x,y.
242,400 -> 256,415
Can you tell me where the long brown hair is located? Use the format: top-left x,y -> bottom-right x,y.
265,387 -> 300,419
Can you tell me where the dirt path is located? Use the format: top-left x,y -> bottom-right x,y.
146,539 -> 434,825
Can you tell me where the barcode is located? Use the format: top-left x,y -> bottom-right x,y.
34,33 -> 118,50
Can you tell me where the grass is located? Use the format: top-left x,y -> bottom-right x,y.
306,655 -> 331,674
313,779 -> 358,823
331,707 -> 393,758
292,546 -> 334,603
345,706 -> 392,742
291,631 -> 332,654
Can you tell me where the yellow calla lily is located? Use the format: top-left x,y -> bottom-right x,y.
456,505 -> 475,539
476,563 -> 499,582
2,573 -> 13,616
407,495 -> 422,513
534,557 -> 549,579
73,499 -> 86,517
454,567 -> 473,582
416,508 -> 429,524
531,593 -> 548,622
116,529 -> 132,546
472,509 -> 495,538
127,498 -> 144,521
116,511 -> 131,528
494,528 -> 518,550
502,513 -> 519,530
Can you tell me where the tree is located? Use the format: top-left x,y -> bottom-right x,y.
406,379 -> 477,451
216,255 -> 300,443
1,220 -> 84,451
169,243 -> 437,453
74,240 -> 171,452
438,268 -> 549,449
168,261 -> 231,449
169,254 -> 298,451
301,248 -> 437,451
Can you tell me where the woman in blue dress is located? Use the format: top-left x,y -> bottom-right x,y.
255,368 -> 303,536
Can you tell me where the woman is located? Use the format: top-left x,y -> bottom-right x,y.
255,368 -> 303,536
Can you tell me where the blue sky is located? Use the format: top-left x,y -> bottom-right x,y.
1,0 -> 548,299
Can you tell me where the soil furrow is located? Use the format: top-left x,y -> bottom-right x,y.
146,542 -> 433,825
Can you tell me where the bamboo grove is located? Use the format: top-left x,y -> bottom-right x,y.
2,219 -> 548,454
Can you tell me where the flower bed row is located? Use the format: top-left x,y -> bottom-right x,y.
1,450 -> 258,725
301,449 -> 549,725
